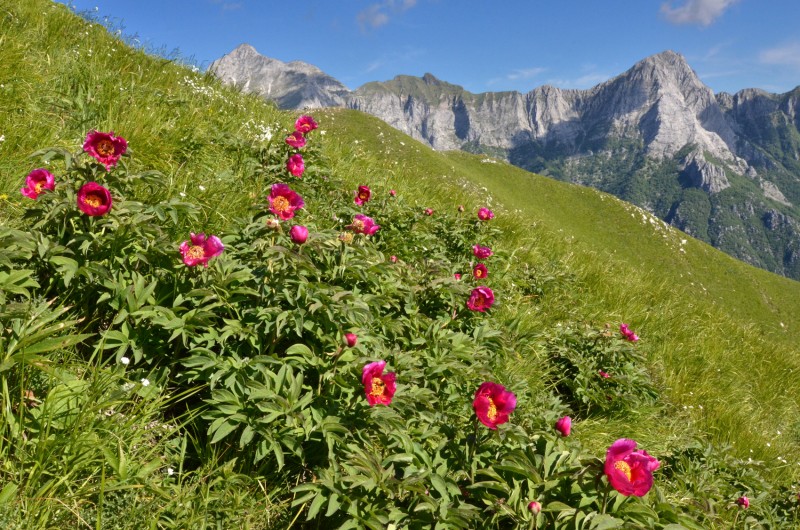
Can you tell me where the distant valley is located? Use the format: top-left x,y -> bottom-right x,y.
211,45 -> 800,280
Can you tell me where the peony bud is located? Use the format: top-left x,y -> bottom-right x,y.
345,333 -> 358,348
555,415 -> 572,437
736,496 -> 750,509
527,501 -> 541,514
390,255 -> 398,263
290,225 -> 309,245
389,189 -> 396,197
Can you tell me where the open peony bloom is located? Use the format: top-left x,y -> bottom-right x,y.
268,183 -> 304,220
77,182 -> 113,216
285,131 -> 307,149
354,185 -> 371,206
179,232 -> 224,267
736,496 -> 750,509
467,286 -> 494,312
286,154 -> 305,177
345,333 -> 358,348
348,214 -> 380,235
83,130 -> 127,170
290,225 -> 309,245
295,115 -> 319,134
362,361 -> 396,406
473,382 -> 516,429
620,323 -> 639,342
555,415 -> 572,437
473,263 -> 488,280
472,244 -> 493,260
604,438 -> 660,497
20,168 -> 55,199
478,207 -> 494,221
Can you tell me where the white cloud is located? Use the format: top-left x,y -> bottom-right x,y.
357,0 -> 418,31
660,0 -> 738,26
546,73 -> 611,90
760,42 -> 800,70
507,67 -> 547,81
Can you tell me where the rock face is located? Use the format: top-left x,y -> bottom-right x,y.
210,44 -> 350,109
210,45 -> 800,280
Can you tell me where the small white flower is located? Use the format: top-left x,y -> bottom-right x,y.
179,192 -> 186,197
0,135 -> 5,143
122,382 -> 134,392
141,378 -> 150,387
766,442 -> 771,447
120,356 -> 130,365
167,467 -> 175,476
777,430 -> 782,435
198,185 -> 206,191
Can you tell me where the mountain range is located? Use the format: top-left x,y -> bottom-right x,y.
210,44 -> 800,280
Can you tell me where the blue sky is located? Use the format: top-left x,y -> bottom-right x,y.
62,0 -> 800,94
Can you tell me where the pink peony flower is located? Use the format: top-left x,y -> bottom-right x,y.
354,185 -> 371,206
362,361 -> 396,406
478,207 -> 494,221
472,263 -> 488,280
472,244 -> 493,260
347,214 -> 380,235
285,131 -> 307,149
83,130 -> 127,170
527,501 -> 542,514
555,416 -> 572,437
473,382 -> 516,429
454,273 -> 462,280
179,232 -> 224,267
77,182 -> 112,216
620,323 -> 639,342
736,496 -> 750,509
424,208 -> 434,216
290,225 -> 309,244
295,115 -> 318,134
286,154 -> 305,177
604,439 -> 660,497
389,189 -> 396,197
599,370 -> 611,379
467,286 -> 495,312
345,333 -> 358,348
390,255 -> 398,263
20,168 -> 55,199
268,183 -> 304,220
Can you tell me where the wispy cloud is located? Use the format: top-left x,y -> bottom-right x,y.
660,0 -> 738,26
487,66 -> 547,87
546,73 -> 611,90
760,42 -> 800,70
357,0 -> 418,31
361,46 -> 426,76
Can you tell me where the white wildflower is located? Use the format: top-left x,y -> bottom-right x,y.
141,378 -> 150,387
120,356 -> 130,365
198,185 -> 206,191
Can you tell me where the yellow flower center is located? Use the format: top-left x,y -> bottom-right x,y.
272,195 -> 290,213
96,139 -> 114,156
352,219 -> 365,231
487,398 -> 498,420
187,245 -> 205,259
370,377 -> 385,397
359,191 -> 369,201
614,460 -> 632,482
34,181 -> 45,193
476,269 -> 484,278
83,194 -> 102,207
339,232 -> 354,244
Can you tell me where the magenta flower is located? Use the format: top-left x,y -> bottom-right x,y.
599,370 -> 611,379
179,232 -> 224,267
286,154 -> 305,177
527,501 -> 542,514
472,263 -> 488,280
604,439 -> 660,497
354,185 -> 371,206
390,255 -> 398,263
295,115 -> 318,134
424,208 -> 434,216
285,131 -> 307,149
77,182 -> 112,216
348,214 -> 380,235
268,183 -> 304,220
454,273 -> 462,280
83,130 -> 127,170
555,416 -> 572,437
389,189 -> 396,197
472,244 -> 493,260
290,225 -> 309,245
20,169 -> 55,199
362,361 -> 396,406
467,286 -> 494,312
345,333 -> 358,348
478,207 -> 494,221
736,496 -> 750,509
473,382 -> 516,429
620,323 -> 639,342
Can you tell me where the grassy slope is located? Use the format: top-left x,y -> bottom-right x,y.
319,109 -> 800,473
